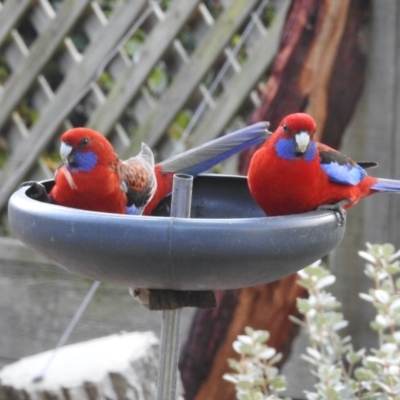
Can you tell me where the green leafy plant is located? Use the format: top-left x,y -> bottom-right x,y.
293,260 -> 362,399
223,327 -> 290,400
355,244 -> 400,398
224,244 -> 400,399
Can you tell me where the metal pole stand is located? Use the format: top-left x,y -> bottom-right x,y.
133,174 -> 216,400
157,173 -> 191,400
158,307 -> 182,400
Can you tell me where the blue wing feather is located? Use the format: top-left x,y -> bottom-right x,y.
318,144 -> 366,186
159,122 -> 271,176
320,162 -> 366,185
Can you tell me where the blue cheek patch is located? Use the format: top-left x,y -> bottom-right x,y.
126,204 -> 142,215
321,162 -> 366,186
69,151 -> 98,172
275,138 -> 316,162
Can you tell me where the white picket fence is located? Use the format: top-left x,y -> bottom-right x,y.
0,0 -> 290,232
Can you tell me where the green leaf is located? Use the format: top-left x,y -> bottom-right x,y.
389,298 -> 400,311
269,353 -> 283,365
370,320 -> 384,331
223,373 -> 239,384
233,342 -> 254,356
354,367 -> 370,381
381,243 -> 395,257
244,326 -> 254,336
288,315 -> 305,327
269,376 -> 287,391
315,274 -> 336,289
302,264 -> 328,279
252,330 -> 270,343
346,351 -> 361,364
238,335 -> 253,345
297,298 -> 313,313
386,263 -> 400,275
325,387 -> 340,400
359,293 -> 375,303
228,358 -> 242,372
373,289 -> 390,304
236,377 -> 254,390
258,347 -> 276,360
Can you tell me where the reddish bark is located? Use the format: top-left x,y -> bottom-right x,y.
322,0 -> 371,148
179,290 -> 239,400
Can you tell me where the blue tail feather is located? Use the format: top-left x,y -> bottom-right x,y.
178,136 -> 267,176
160,122 -> 270,176
371,178 -> 400,192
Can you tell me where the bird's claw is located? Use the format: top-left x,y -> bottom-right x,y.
21,181 -> 53,203
317,199 -> 350,227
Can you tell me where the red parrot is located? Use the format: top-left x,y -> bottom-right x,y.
50,129 -> 156,215
248,113 -> 400,219
25,122 -> 270,215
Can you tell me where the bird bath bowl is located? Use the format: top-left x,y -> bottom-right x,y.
8,175 -> 345,290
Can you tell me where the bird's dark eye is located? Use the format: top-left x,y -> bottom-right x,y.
283,123 -> 289,133
79,138 -> 89,147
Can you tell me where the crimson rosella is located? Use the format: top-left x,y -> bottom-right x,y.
248,113 -> 400,220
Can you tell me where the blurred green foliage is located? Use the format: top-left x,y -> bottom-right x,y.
42,149 -> 62,171
124,28 -> 147,58
17,99 -> 39,128
147,62 -> 169,95
261,3 -> 275,27
167,109 -> 193,140
97,0 -> 118,16
0,138 -> 9,169
97,71 -> 115,94
178,26 -> 197,55
0,57 -> 10,85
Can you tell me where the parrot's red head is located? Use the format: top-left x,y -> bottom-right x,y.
273,113 -> 317,161
60,128 -> 117,171
279,113 -> 316,140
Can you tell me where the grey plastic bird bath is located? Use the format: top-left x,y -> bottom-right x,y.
8,175 -> 345,290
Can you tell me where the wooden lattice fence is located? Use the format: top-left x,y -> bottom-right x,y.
0,0 -> 290,235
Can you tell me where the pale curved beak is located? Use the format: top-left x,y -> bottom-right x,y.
295,131 -> 310,154
60,142 -> 73,162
